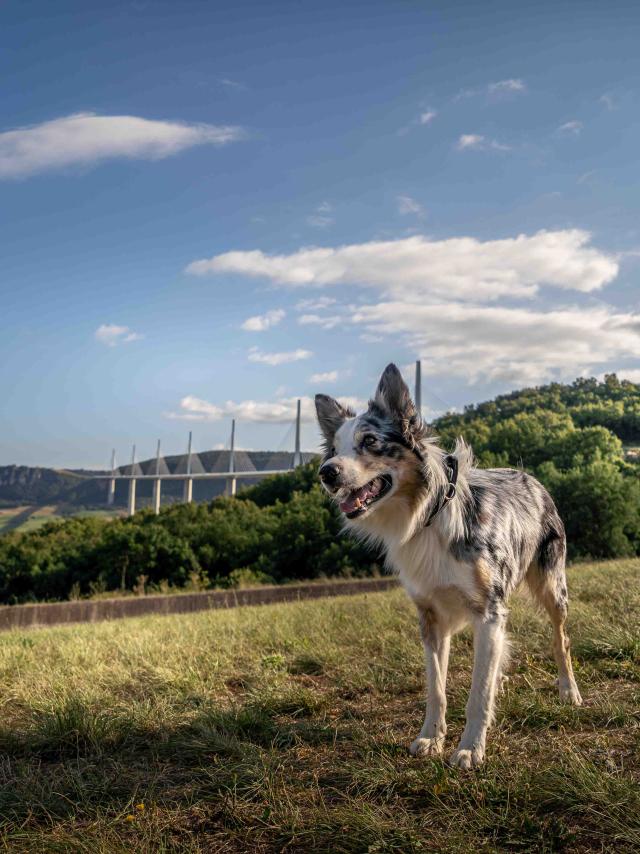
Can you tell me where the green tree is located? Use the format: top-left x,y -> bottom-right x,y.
538,459 -> 640,558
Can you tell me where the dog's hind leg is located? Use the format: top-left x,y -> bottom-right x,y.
527,531 -> 582,706
527,565 -> 582,706
410,606 -> 450,758
449,610 -> 507,770
545,593 -> 582,705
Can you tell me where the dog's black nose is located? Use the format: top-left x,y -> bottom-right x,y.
319,462 -> 340,485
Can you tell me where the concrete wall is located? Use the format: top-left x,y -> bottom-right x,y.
0,577 -> 399,632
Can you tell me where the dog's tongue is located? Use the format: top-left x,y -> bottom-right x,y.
340,479 -> 381,514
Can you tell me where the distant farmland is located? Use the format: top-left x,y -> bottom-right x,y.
0,504 -> 120,534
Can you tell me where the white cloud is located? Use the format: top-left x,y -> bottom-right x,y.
457,134 -> 485,150
0,112 -> 244,178
187,229 -> 618,302
241,309 -> 285,331
558,120 -> 583,136
488,78 -> 526,95
218,77 -> 247,91
248,346 -> 312,366
398,108 -> 437,136
307,215 -> 334,228
351,301 -> 640,385
419,110 -> 437,125
307,201 -> 334,228
615,368 -> 640,384
309,371 -> 339,384
94,324 -> 143,347
397,194 -> 425,217
599,93 -> 616,110
295,296 -> 337,311
186,228 -> 629,388
456,79 -> 526,100
165,393 -> 365,423
577,170 -> 596,185
455,88 -> 478,101
298,313 -> 342,329
618,249 -> 640,261
456,134 -> 511,152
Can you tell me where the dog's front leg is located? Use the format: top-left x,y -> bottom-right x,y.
410,607 -> 450,758
449,612 -> 506,769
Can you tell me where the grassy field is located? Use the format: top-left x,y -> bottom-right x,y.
0,560 -> 638,852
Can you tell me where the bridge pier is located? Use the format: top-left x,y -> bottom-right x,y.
152,479 -> 162,513
183,431 -> 193,503
107,448 -> 116,506
127,479 -> 137,516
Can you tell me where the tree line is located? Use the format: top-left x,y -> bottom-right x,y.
0,374 -> 638,604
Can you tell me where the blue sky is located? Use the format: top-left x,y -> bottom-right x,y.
2,0 -> 639,468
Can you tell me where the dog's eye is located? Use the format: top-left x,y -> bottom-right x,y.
330,447 -> 336,457
363,435 -> 377,448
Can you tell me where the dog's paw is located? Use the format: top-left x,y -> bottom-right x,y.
409,736 -> 445,758
559,681 -> 582,706
448,746 -> 484,770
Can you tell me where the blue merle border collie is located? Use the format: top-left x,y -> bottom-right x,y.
315,363 -> 581,769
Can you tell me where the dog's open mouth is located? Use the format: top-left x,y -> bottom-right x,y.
339,475 -> 392,519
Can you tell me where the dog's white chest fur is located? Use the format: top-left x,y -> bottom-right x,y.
390,530 -> 478,623
356,507 -> 479,626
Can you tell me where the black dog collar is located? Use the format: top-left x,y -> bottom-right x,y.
424,454 -> 458,527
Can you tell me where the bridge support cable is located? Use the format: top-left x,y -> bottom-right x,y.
152,439 -> 162,514
183,431 -> 193,503
293,399 -> 302,468
227,419 -> 236,496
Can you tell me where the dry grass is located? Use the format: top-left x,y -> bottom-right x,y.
0,558 -> 638,852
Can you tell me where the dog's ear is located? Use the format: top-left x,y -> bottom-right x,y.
315,394 -> 355,444
373,364 -> 419,436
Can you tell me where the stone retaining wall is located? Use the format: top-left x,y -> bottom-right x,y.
0,577 -> 400,632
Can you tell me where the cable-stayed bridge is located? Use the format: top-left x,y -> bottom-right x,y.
100,400 -> 313,516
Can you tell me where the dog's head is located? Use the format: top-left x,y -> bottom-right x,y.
315,363 -> 427,522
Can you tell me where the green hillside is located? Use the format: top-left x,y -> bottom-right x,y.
435,373 -> 640,460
